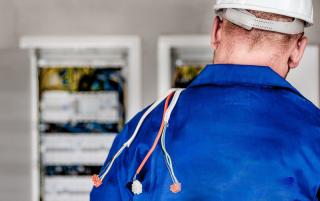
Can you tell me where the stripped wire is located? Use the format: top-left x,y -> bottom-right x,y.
133,92 -> 174,176
161,124 -> 181,193
161,89 -> 184,193
92,89 -> 177,188
131,92 -> 174,195
132,89 -> 184,194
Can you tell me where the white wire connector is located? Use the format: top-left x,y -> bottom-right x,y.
131,179 -> 143,195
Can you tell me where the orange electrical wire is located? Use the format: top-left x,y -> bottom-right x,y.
135,92 -> 174,175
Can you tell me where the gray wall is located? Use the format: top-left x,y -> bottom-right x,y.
0,0 -> 319,201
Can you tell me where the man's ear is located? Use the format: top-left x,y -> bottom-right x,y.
211,16 -> 223,50
288,36 -> 308,69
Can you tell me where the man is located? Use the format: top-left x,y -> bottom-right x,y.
91,0 -> 320,200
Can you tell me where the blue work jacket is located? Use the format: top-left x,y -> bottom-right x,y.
91,64 -> 320,201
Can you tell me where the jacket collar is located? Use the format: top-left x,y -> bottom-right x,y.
189,64 -> 302,96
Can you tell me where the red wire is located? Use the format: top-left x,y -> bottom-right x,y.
135,92 -> 174,175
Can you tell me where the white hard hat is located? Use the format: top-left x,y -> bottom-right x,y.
214,0 -> 314,34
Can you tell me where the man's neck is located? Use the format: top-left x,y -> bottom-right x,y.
214,46 -> 289,78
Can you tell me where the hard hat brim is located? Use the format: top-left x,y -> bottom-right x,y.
214,4 -> 313,26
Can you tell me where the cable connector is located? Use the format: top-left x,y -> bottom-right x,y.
131,179 -> 143,195
92,174 -> 103,188
170,182 -> 181,193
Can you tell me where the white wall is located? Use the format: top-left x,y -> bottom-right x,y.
1,0 -> 320,104
0,0 -> 319,200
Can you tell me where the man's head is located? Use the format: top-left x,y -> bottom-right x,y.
211,10 -> 308,78
211,0 -> 314,78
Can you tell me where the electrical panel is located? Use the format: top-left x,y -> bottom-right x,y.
37,49 -> 126,201
171,47 -> 211,88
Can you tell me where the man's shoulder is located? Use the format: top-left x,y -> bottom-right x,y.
184,84 -> 320,124
281,89 -> 320,120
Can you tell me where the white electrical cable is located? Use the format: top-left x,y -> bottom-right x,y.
164,89 -> 184,124
99,145 -> 126,180
161,89 -> 184,186
161,125 -> 179,184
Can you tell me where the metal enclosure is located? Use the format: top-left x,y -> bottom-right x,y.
20,36 -> 142,201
